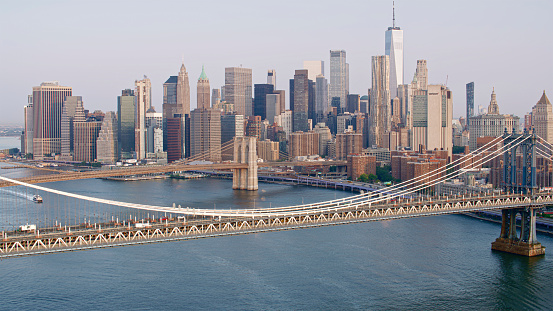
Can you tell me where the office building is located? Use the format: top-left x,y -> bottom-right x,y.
117,89 -> 135,159
135,77 -> 151,159
254,84 -> 274,120
32,81 -> 72,157
190,108 -> 221,162
273,90 -> 286,114
290,131 -> 319,158
274,110 -> 293,140
73,118 -> 102,162
336,132 -> 363,160
267,69 -> 276,88
96,111 -> 119,163
303,60 -> 324,81
146,110 -> 163,154
369,55 -> 391,147
385,3 -> 403,98
347,94 -> 360,113
224,67 -> 253,116
532,91 -> 553,143
293,69 -> 309,132
60,96 -> 85,159
257,140 -> 279,161
197,66 -> 210,110
315,75 -> 329,123
330,50 -> 347,111
313,123 -> 332,156
23,95 -> 33,155
466,82 -> 474,129
266,93 -> 281,124
212,89 -> 220,108
166,117 -> 182,163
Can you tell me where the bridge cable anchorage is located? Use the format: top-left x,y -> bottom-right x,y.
0,134 -> 519,218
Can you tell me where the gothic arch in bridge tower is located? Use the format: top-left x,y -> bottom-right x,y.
232,137 -> 258,191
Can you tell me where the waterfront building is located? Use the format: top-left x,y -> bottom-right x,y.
23,95 -> 33,155
135,77 -> 151,160
224,67 -> 253,117
96,111 -> 119,163
369,55 -> 390,147
468,89 -> 519,151
293,69 -> 309,132
267,69 -> 276,88
257,140 -> 280,161
60,96 -> 85,159
466,82 -> 474,130
303,60 -> 324,81
117,89 -> 135,159
290,131 -> 319,158
197,66 -> 210,110
347,154 -> 376,180
330,50 -> 347,111
254,84 -> 274,120
385,3 -> 403,98
32,81 -> 72,158
190,108 -> 221,162
531,91 -> 553,143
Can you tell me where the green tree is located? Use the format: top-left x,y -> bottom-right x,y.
358,174 -> 369,183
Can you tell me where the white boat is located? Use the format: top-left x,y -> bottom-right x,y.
32,195 -> 43,203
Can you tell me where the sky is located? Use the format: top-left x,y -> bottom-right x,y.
0,0 -> 551,125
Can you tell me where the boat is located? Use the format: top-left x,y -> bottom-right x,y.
32,195 -> 43,203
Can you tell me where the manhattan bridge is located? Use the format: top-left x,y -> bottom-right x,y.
0,130 -> 552,258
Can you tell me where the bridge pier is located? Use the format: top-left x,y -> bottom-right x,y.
232,137 -> 258,191
491,207 -> 545,256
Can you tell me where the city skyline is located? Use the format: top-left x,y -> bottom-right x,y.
1,0 -> 552,124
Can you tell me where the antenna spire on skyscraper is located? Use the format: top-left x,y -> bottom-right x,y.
393,1 -> 395,28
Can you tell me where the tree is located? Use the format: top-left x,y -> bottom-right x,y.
368,174 -> 378,182
358,174 -> 369,183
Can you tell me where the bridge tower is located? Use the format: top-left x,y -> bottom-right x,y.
232,137 -> 258,191
492,129 -> 545,256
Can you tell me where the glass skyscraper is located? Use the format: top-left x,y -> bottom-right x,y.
385,5 -> 403,99
329,50 -> 347,112
117,89 -> 135,159
466,82 -> 474,129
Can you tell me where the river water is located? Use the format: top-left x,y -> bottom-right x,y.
0,163 -> 552,309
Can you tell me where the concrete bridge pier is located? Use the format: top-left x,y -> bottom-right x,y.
491,207 -> 545,256
232,137 -> 258,191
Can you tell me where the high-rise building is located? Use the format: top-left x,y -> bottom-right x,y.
273,90 -> 286,114
245,115 -> 262,138
532,91 -> 553,143
336,132 -> 363,160
23,95 -> 33,155
190,108 -> 221,162
289,131 -> 319,158
221,114 -> 244,144
266,93 -> 281,124
117,89 -> 135,159
293,69 -> 309,132
60,96 -> 85,159
135,77 -> 151,159
274,110 -> 293,140
177,63 -> 191,115
32,81 -> 72,158
466,82 -> 474,130
146,110 -> 163,154
469,89 -> 519,151
303,60 -> 324,81
313,123 -> 332,156
96,111 -> 119,163
369,55 -> 391,147
163,63 -> 190,159
166,117 -> 182,163
414,60 -> 428,90
411,85 -> 453,157
267,69 -> 276,88
315,75 -> 328,123
73,118 -> 102,162
347,94 -> 361,113
385,3 -> 403,98
253,84 -> 274,120
330,50 -> 347,111
224,67 -> 253,116
197,66 -> 210,110
212,89 -> 221,108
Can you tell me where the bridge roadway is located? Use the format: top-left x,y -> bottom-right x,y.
0,160 -> 347,187
1,193 -> 551,258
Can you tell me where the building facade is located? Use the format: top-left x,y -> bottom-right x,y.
531,91 -> 553,143
224,67 -> 253,117
385,11 -> 403,99
190,108 -> 221,162
96,111 -> 119,163
330,50 -> 347,111
134,77 -> 151,160
369,55 -> 391,147
197,66 -> 210,110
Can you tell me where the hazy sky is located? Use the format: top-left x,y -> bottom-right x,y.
1,0 -> 551,124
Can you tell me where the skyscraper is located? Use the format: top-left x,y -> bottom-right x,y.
303,61 -> 324,81
315,75 -> 328,123
212,89 -> 221,107
224,67 -> 253,116
163,63 -> 190,159
177,63 -> 191,115
369,55 -> 391,147
96,111 -> 119,163
266,93 -> 281,124
117,89 -> 135,159
267,69 -> 276,88
190,108 -> 221,162
135,77 -> 151,160
60,96 -> 85,159
385,2 -> 404,99
466,82 -> 474,129
531,91 -> 553,143
23,95 -> 33,155
293,69 -> 309,132
32,81 -> 72,158
197,66 -> 210,110
73,117 -> 102,162
330,50 -> 347,111
253,84 -> 274,120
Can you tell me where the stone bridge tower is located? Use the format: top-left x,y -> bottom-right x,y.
233,137 -> 258,190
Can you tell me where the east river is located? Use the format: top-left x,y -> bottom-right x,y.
0,137 -> 552,310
